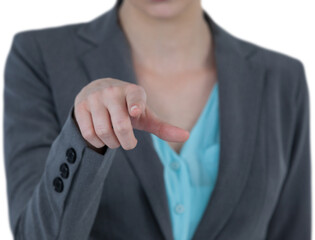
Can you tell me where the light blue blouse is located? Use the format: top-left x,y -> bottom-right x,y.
150,82 -> 220,240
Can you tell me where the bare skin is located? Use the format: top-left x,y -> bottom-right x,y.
73,78 -> 190,153
73,0 -> 216,154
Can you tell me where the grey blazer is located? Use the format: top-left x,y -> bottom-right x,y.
3,0 -> 311,239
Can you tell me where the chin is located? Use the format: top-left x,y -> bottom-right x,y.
144,1 -> 184,19
125,0 -> 196,20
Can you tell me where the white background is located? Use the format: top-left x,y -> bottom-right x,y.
0,0 -> 314,239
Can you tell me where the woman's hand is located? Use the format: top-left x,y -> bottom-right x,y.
73,78 -> 190,151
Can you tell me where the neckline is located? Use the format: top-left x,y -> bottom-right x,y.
152,81 -> 218,159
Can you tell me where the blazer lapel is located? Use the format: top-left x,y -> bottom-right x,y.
77,2 -> 174,240
76,2 -> 266,240
191,14 -> 266,240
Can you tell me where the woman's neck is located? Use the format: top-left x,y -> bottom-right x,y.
118,1 -> 213,75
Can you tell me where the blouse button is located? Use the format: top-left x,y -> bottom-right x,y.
170,161 -> 181,171
175,204 -> 185,214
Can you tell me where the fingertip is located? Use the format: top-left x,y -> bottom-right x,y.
184,130 -> 190,140
130,105 -> 142,117
178,129 -> 190,142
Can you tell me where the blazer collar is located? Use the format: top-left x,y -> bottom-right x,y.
77,2 -> 266,240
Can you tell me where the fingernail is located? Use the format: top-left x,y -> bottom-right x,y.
131,105 -> 138,112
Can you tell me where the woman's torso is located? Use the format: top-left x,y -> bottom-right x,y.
7,6 -> 307,239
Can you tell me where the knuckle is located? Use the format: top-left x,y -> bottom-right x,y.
87,91 -> 101,103
74,98 -> 88,111
137,85 -> 146,94
91,78 -> 111,86
104,86 -> 122,97
102,77 -> 114,82
95,126 -> 112,139
126,83 -> 139,92
136,85 -> 147,98
127,84 -> 146,96
81,128 -> 95,140
115,119 -> 131,135
75,101 -> 85,110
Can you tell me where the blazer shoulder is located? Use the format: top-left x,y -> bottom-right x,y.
237,37 -> 306,92
238,36 -> 303,68
6,21 -> 93,92
11,21 -> 86,46
237,36 -> 304,72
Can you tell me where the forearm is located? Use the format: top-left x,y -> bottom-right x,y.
10,107 -> 116,240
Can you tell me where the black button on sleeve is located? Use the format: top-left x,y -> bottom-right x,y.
53,177 -> 64,193
60,163 -> 69,179
66,147 -> 76,164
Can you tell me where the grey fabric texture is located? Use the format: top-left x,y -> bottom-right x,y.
3,1 -> 311,239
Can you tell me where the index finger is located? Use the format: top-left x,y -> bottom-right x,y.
137,106 -> 190,142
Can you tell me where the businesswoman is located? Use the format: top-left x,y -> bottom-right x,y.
3,0 -> 311,239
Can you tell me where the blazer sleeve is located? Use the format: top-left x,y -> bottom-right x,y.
3,31 -> 118,240
266,61 -> 312,240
